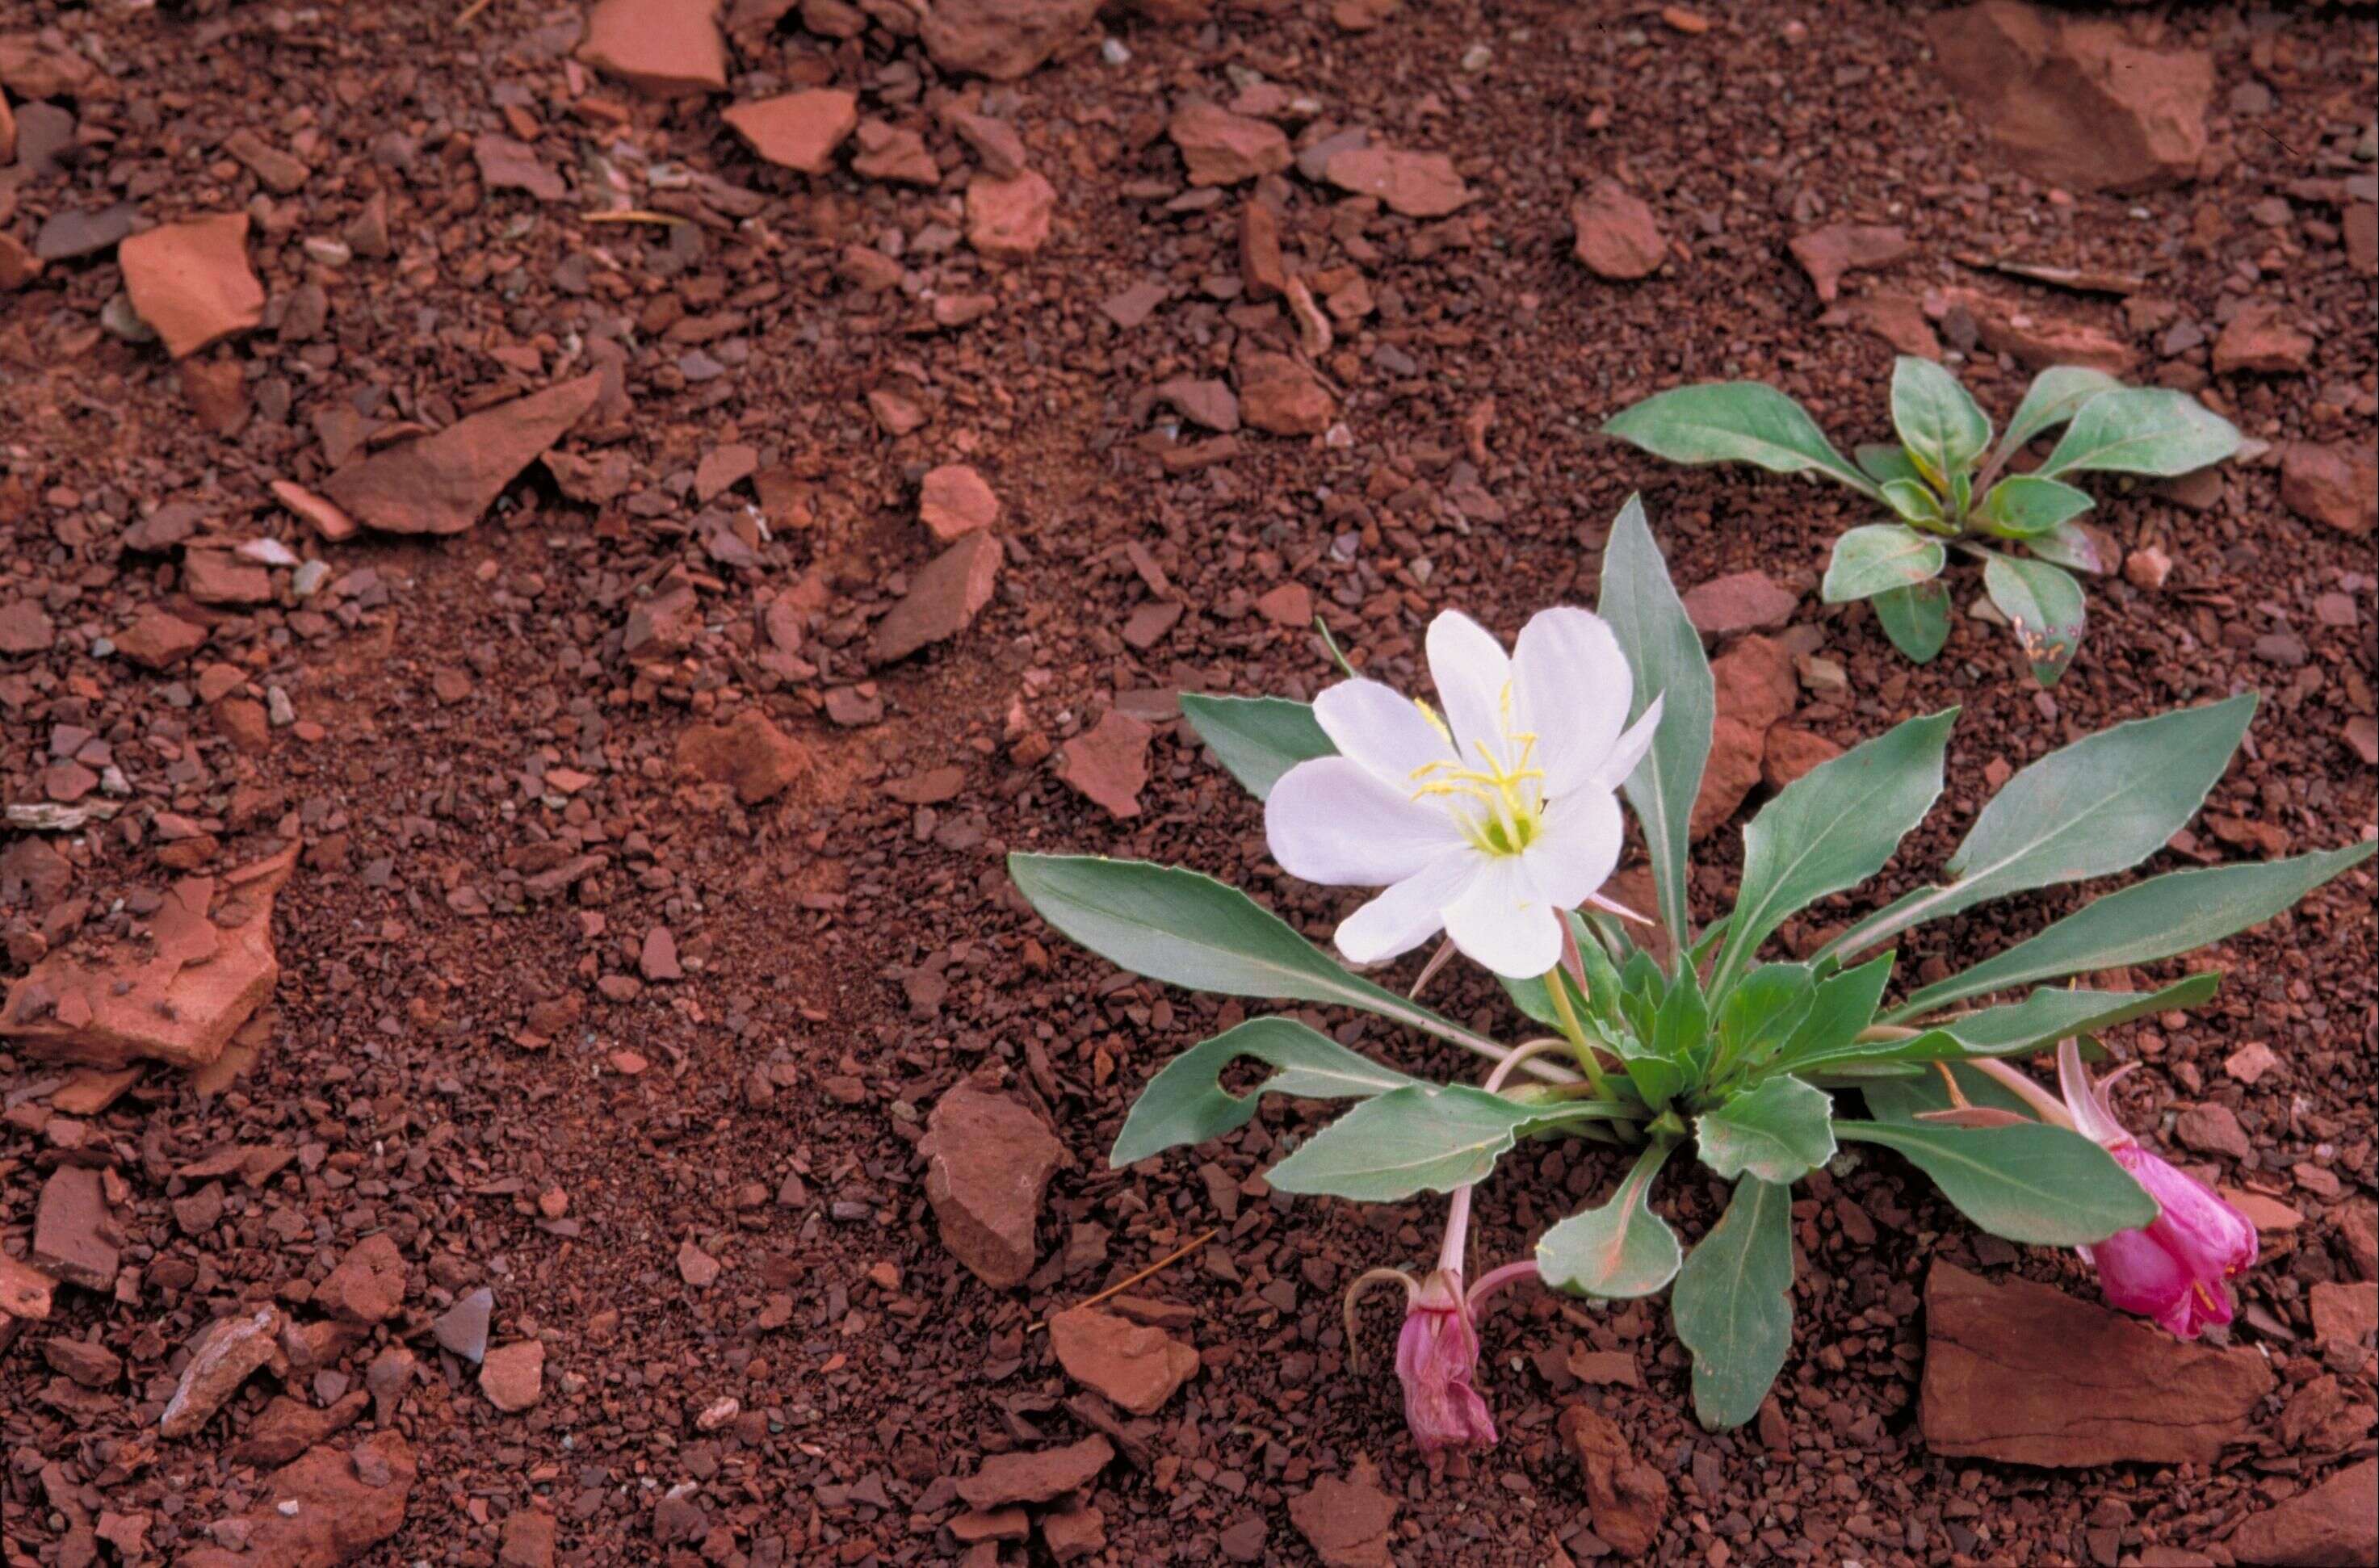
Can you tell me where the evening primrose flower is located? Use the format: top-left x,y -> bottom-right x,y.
1265,608 -> 1658,979
2058,1040 -> 2257,1340
1345,1192 -> 1541,1456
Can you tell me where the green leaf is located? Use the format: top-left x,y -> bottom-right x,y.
1890,358 -> 1992,484
2024,520 -> 2113,576
1861,1062 -> 2048,1125
1007,855 -> 1514,1066
1882,479 -> 1947,527
1998,367 -> 2124,456
1697,1076 -> 1837,1184
1654,961 -> 1711,1084
1856,443 -> 1925,488
1178,694 -> 1333,802
1596,495 -> 1714,953
1823,525 -> 1946,605
2037,388 -> 2242,479
1826,695 -> 2257,962
1605,384 -> 1882,497
1714,962 -> 1816,1074
1672,1177 -> 1794,1431
1983,552 -> 2086,685
1887,843 -> 2375,1019
1926,976 -> 2220,1058
1110,1017 -> 1418,1168
1537,1139 -> 1683,1298
1266,1084 -> 1579,1201
1836,1121 -> 2155,1244
1872,580 -> 1950,663
1713,711 -> 1956,992
1980,475 -> 2095,537
1763,954 -> 1896,1077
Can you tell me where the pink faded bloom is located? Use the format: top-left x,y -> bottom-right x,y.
2059,1041 -> 2257,1340
1395,1269 -> 1497,1454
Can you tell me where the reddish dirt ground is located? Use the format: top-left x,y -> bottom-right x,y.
2,2 -> 2374,1566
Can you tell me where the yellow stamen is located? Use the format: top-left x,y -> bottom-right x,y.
1408,682 -> 1546,856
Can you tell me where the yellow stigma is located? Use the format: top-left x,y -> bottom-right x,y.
1408,683 -> 1544,857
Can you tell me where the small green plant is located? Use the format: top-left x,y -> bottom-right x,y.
1603,360 -> 2241,681
1007,497 -> 2368,1445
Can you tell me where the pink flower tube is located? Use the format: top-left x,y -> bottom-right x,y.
1395,1268 -> 1498,1454
2057,1041 -> 2257,1340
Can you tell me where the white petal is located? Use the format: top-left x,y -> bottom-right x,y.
1525,789 -> 1622,910
1335,849 -> 1476,965
1589,694 -> 1664,794
1441,855 -> 1564,979
1313,677 -> 1457,786
1265,757 -> 1462,887
1425,610 -> 1515,769
1512,606 -> 1632,799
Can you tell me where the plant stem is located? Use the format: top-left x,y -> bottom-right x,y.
1543,964 -> 1617,1101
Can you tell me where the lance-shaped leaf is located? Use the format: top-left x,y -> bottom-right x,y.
1713,962 -> 1816,1074
1178,694 -> 1333,802
1856,443 -> 1926,488
1919,975 -> 2219,1058
1604,384 -> 1881,497
1596,496 -> 1714,952
1887,842 -> 2374,1019
2037,388 -> 2242,479
1007,854 -> 1527,1070
1824,695 -> 2258,961
1873,579 -> 1951,663
1980,475 -> 2094,537
1110,1017 -> 1417,1167
1984,552 -> 2086,685
1713,709 -> 1955,992
1537,1139 -> 1682,1298
1891,358 -> 1991,482
1672,1177 -> 1794,1431
1836,1121 -> 2154,1244
1760,954 -> 1896,1078
2025,519 -> 2113,575
1823,524 -> 1945,605
1997,366 -> 2124,456
1697,1076 -> 1837,1184
1265,1084 -> 1592,1201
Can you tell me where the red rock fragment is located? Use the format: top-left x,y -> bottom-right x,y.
2280,442 -> 2376,537
118,213 -> 266,358
1928,1 -> 2211,193
2227,1457 -> 2376,1567
918,0 -> 1101,81
498,1511 -> 558,1568
472,133 -> 566,201
480,1341 -> 545,1411
162,1305 -> 284,1438
33,1164 -> 118,1289
1288,1469 -> 1397,1568
851,119 -> 939,186
1050,1306 -> 1198,1414
1237,199 -> 1287,300
1789,223 -> 1911,303
1169,101 -> 1291,187
271,480 -> 359,542
321,375 -> 601,536
2211,304 -> 2313,375
920,1085 -> 1064,1288
1920,1262 -> 2272,1465
0,228 -> 40,290
233,1390 -> 370,1467
1322,146 -> 1470,218
724,90 -> 859,174
183,548 -> 271,606
317,1235 -> 407,1325
180,1432 -> 417,1568
1559,1402 -> 1671,1557
1571,178 -> 1665,279
0,597 -> 53,653
1059,711 -> 1153,820
1681,571 -> 1798,638
1762,726 -> 1843,790
956,1435 -> 1113,1509
1238,353 -> 1332,436
1255,582 -> 1312,627
675,709 -> 811,804
966,170 -> 1056,260
920,463 -> 1002,541
875,531 -> 1002,662
576,0 -> 727,95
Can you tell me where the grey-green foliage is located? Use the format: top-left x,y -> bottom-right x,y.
1605,359 -> 2242,683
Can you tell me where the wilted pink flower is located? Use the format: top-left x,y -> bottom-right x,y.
2058,1040 -> 2257,1340
1395,1269 -> 1497,1453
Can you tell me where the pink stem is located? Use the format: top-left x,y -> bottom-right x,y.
1966,1058 -> 2075,1128
1437,1185 -> 1472,1277
1465,1260 -> 1538,1314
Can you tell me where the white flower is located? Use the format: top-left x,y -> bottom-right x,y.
1265,608 -> 1659,979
